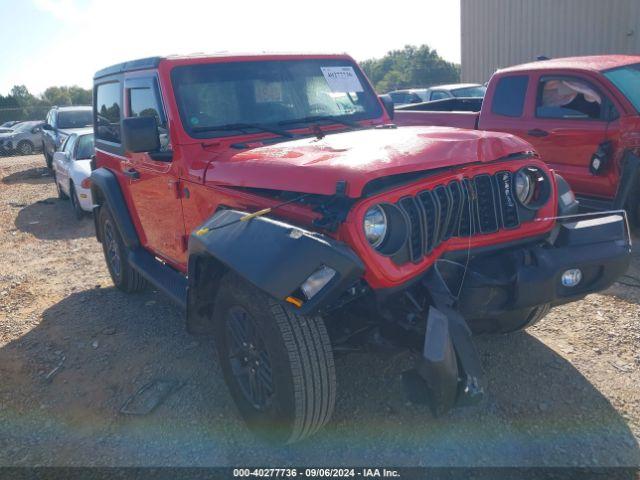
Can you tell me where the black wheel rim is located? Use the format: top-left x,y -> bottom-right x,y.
103,219 -> 121,280
20,143 -> 32,155
225,306 -> 274,410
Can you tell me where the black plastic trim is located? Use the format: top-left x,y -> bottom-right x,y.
90,167 -> 140,248
188,210 -> 365,316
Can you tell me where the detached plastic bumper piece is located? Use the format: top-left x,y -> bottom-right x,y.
403,269 -> 485,416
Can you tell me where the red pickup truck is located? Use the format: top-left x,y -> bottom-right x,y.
395,55 -> 640,224
90,53 -> 630,443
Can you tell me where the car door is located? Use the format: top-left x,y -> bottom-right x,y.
54,134 -> 76,195
44,110 -> 56,156
522,74 -> 620,199
122,75 -> 186,265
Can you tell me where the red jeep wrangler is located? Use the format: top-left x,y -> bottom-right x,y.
90,53 -> 630,443
394,55 -> 640,225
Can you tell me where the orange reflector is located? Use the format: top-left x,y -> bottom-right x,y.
285,296 -> 303,308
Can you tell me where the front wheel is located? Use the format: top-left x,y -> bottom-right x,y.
53,171 -> 68,199
44,148 -> 53,169
213,272 -> 336,444
98,205 -> 146,293
468,304 -> 551,335
70,185 -> 84,220
17,141 -> 34,156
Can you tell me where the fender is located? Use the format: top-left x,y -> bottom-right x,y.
89,167 -> 140,248
186,210 -> 365,333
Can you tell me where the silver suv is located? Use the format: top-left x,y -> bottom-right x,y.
0,121 -> 45,156
42,106 -> 92,168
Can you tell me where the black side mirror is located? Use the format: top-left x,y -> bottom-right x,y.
122,116 -> 160,153
379,95 -> 395,120
41,123 -> 53,131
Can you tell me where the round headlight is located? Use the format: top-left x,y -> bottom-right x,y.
513,166 -> 551,209
514,169 -> 533,204
363,205 -> 388,248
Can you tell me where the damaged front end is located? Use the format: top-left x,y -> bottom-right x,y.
402,266 -> 485,416
369,211 -> 631,417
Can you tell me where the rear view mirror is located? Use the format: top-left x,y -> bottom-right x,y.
379,94 -> 395,120
122,116 -> 160,153
41,123 -> 53,131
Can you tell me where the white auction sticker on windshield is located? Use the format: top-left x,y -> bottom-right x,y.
321,66 -> 364,93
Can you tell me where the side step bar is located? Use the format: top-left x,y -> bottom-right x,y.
128,248 -> 188,310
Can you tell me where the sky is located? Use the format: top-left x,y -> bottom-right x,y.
0,0 -> 461,96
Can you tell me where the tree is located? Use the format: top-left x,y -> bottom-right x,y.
360,45 -> 460,93
42,86 -> 72,106
0,85 -> 92,123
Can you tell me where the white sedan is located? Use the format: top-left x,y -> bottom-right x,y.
53,129 -> 95,219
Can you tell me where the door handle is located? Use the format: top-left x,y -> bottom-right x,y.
527,129 -> 549,137
123,167 -> 140,180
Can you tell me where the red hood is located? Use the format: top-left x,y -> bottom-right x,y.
204,126 -> 535,197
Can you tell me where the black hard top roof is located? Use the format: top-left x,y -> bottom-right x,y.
94,56 -> 162,80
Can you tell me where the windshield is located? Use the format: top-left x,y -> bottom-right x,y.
451,85 -> 487,97
75,134 -> 94,160
57,110 -> 93,129
14,121 -> 39,132
604,63 -> 640,113
171,59 -> 383,138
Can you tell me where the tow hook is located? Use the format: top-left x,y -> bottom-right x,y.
401,268 -> 485,416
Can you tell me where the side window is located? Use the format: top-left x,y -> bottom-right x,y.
127,79 -> 169,151
62,135 -> 76,155
430,91 -> 449,101
129,87 -> 164,126
74,135 -> 95,160
50,111 -> 57,128
536,77 -> 603,120
492,75 -> 529,117
389,92 -> 405,104
95,82 -> 122,143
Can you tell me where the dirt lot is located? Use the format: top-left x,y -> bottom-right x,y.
0,154 -> 639,467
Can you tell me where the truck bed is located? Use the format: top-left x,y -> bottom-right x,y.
394,97 -> 482,130
394,110 -> 480,129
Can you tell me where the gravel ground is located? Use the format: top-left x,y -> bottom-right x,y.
0,154 -> 639,467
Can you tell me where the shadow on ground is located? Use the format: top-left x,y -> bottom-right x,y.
2,166 -> 51,185
0,287 -> 637,467
15,197 -> 94,240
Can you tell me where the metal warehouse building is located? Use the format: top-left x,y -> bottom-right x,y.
461,0 -> 640,83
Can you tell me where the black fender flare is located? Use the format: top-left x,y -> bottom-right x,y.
186,209 -> 364,334
89,167 -> 140,248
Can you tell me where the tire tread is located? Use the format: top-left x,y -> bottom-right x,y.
268,301 -> 336,443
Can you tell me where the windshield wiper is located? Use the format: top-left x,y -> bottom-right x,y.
192,122 -> 293,138
278,115 -> 361,129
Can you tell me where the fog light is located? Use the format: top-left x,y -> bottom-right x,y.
561,269 -> 582,287
300,266 -> 336,299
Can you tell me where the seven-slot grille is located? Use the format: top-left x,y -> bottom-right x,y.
396,171 -> 520,263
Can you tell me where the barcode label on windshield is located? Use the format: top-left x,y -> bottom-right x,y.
321,66 -> 364,93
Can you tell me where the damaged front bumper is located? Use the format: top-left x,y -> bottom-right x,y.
452,212 -> 631,320
406,212 -> 631,416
